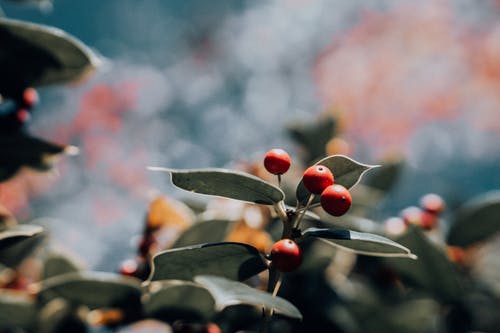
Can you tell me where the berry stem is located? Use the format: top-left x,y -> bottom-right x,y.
294,194 -> 315,229
277,173 -> 282,187
273,201 -> 288,222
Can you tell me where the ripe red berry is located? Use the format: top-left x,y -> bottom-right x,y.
320,184 -> 352,216
119,259 -> 139,277
302,164 -> 334,194
270,239 -> 302,272
400,206 -> 423,226
263,148 -> 291,175
22,87 -> 39,108
419,193 -> 445,215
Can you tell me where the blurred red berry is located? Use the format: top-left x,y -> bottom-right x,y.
271,239 -> 302,272
16,109 -> 30,124
400,206 -> 423,226
302,164 -> 334,194
320,184 -> 352,216
119,259 -> 138,277
22,87 -> 38,108
263,148 -> 291,175
420,193 -> 445,215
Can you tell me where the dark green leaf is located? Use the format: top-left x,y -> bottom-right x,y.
302,227 -> 416,259
362,157 -> 404,192
447,191 -> 500,247
0,133 -> 75,181
37,298 -> 86,333
0,290 -> 36,329
172,219 -> 234,248
195,275 -> 302,320
296,155 -> 378,205
386,226 -> 465,301
41,252 -> 82,280
0,224 -> 45,268
149,167 -> 284,205
0,18 -> 100,93
287,117 -> 336,163
144,280 -> 216,322
37,271 -> 142,309
149,242 -> 267,282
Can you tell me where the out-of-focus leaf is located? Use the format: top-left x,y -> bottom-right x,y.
0,133 -> 75,181
302,227 -> 416,259
0,204 -> 16,231
362,157 -> 404,192
172,219 -> 233,248
447,191 -> 500,247
37,298 -> 87,333
0,224 -> 45,268
149,167 -> 284,205
144,280 -> 215,322
148,242 -> 267,282
296,155 -> 378,205
0,290 -> 36,330
287,117 -> 336,163
0,18 -> 100,94
41,252 -> 83,280
195,275 -> 302,320
386,226 -> 465,301
37,272 -> 142,309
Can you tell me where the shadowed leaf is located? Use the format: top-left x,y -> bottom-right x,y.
447,191 -> 500,247
41,252 -> 83,280
149,167 -> 284,205
172,219 -> 233,248
144,280 -> 215,322
149,242 -> 267,282
0,224 -> 45,268
386,226 -> 465,301
0,290 -> 36,329
0,18 -> 100,94
37,272 -> 142,309
302,227 -> 416,259
195,275 -> 302,320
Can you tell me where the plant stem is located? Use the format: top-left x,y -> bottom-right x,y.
294,194 -> 315,229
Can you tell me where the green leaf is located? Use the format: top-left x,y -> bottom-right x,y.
447,191 -> 500,247
0,290 -> 36,329
37,271 -> 142,309
149,167 -> 284,205
172,219 -> 234,248
386,226 -> 465,302
195,275 -> 302,320
287,117 -> 336,163
302,227 -> 416,259
362,157 -> 404,192
144,280 -> 216,322
0,18 -> 100,93
296,155 -> 379,205
0,224 -> 45,268
37,298 -> 86,333
148,242 -> 267,282
0,133 -> 75,181
41,252 -> 83,280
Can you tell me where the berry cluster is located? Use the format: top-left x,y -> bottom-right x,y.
0,87 -> 39,131
262,148 -> 354,272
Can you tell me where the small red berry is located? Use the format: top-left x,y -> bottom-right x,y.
16,109 -> 31,124
400,206 -> 423,226
419,193 -> 445,215
320,184 -> 352,216
119,259 -> 138,277
22,87 -> 39,108
270,239 -> 302,272
302,164 -> 334,194
263,148 -> 291,175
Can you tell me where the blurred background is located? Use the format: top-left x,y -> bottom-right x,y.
1,0 -> 499,280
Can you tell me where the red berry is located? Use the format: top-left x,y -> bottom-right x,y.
320,184 -> 352,216
302,164 -> 334,194
22,87 -> 39,108
263,148 -> 291,175
16,109 -> 31,123
419,193 -> 445,215
119,259 -> 138,277
270,239 -> 302,272
400,206 -> 423,226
